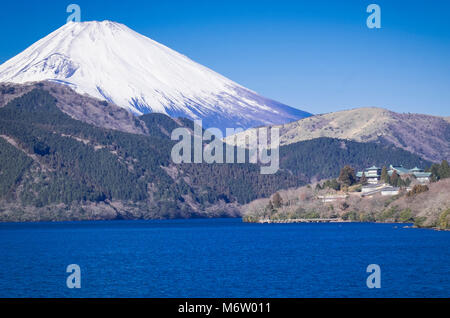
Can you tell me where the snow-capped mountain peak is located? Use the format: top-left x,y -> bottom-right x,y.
0,21 -> 311,130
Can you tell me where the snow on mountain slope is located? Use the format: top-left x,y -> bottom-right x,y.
0,21 -> 311,131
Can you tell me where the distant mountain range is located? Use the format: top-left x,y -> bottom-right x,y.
228,107 -> 450,163
0,83 -> 433,221
0,21 -> 311,131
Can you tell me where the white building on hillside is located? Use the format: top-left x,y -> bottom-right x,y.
381,187 -> 400,196
356,166 -> 381,184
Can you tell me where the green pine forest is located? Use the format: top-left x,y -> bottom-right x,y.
0,88 -> 434,220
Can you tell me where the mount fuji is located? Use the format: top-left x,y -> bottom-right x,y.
0,21 -> 311,131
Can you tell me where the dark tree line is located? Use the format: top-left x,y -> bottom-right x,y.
0,88 -> 438,216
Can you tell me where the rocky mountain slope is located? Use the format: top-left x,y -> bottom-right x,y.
0,81 -> 149,135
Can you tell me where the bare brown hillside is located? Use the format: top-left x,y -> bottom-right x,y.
0,81 -> 148,135
228,107 -> 450,162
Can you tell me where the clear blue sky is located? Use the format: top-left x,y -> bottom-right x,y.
0,0 -> 449,116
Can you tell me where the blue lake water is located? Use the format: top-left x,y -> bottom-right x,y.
0,218 -> 449,298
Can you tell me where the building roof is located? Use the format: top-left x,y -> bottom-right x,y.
413,172 -> 432,178
358,165 -> 428,178
357,171 -> 379,178
362,184 -> 386,189
381,187 -> 400,192
389,166 -> 410,175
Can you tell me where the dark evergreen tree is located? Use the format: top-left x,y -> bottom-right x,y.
360,172 -> 368,185
390,171 -> 400,187
272,192 -> 283,208
438,160 -> 450,179
323,179 -> 340,191
381,166 -> 389,184
338,165 -> 356,186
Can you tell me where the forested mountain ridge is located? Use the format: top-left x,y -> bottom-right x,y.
0,88 -> 301,221
0,87 -> 433,221
279,138 -> 431,182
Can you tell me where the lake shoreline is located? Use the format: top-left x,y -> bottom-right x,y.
244,217 -> 450,231
1,216 -> 448,231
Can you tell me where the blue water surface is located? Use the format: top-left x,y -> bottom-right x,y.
0,219 -> 448,298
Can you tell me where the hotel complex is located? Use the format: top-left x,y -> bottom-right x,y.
356,165 -> 431,185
